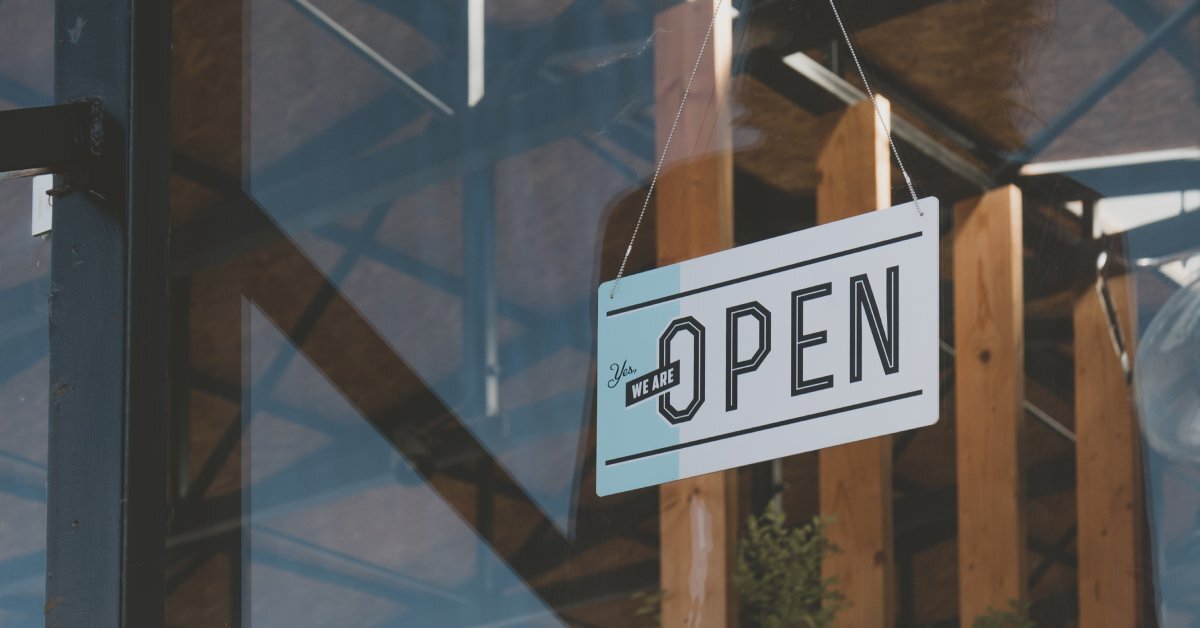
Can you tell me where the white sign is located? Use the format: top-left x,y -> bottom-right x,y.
596,199 -> 940,495
31,174 -> 52,237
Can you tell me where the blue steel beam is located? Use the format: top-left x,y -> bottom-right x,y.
1008,0 -> 1200,167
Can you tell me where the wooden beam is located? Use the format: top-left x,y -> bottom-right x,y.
816,98 -> 895,628
952,186 -> 1026,623
654,1 -> 736,626
660,473 -> 739,627
654,0 -> 733,261
1074,273 -> 1143,626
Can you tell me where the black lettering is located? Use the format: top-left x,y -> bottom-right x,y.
849,266 -> 900,382
725,301 -> 771,411
791,283 -> 833,396
658,317 -> 705,424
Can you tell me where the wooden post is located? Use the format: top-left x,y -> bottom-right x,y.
816,98 -> 895,628
655,1 -> 736,626
1075,273 -> 1143,626
952,186 -> 1025,623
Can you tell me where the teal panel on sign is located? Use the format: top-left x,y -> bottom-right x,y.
596,199 -> 941,496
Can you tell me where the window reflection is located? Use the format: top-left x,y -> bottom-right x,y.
0,179 -> 49,627
0,1 -> 54,625
165,0 -> 1200,625
245,303 -> 559,625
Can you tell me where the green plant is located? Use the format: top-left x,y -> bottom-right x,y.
972,600 -> 1035,628
632,589 -> 663,627
734,500 -> 846,628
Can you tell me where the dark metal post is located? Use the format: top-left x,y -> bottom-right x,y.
47,0 -> 171,625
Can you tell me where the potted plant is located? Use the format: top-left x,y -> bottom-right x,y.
634,499 -> 846,627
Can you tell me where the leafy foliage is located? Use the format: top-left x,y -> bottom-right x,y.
734,500 -> 846,628
632,589 -> 663,627
972,600 -> 1035,628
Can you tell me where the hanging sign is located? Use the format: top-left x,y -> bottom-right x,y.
596,199 -> 940,495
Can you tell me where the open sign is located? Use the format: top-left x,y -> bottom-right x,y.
596,199 -> 940,496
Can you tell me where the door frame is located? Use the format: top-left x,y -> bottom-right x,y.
42,0 -> 170,625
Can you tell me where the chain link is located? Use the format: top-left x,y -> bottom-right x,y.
828,0 -> 921,214
610,0 -> 921,300
609,0 -> 727,299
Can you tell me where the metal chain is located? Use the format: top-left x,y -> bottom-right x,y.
610,0 -> 921,300
609,0 -> 726,299
827,0 -> 922,215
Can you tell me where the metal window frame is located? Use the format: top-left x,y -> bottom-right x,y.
42,0 -> 172,625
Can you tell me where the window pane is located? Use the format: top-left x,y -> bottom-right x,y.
166,0 -> 1200,625
0,2 -> 54,625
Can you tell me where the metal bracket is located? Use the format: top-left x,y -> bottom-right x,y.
1,101 -> 106,235
0,100 -> 103,181
1096,251 -> 1134,383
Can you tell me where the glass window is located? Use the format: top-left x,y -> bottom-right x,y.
0,2 -> 54,626
163,0 -> 1200,626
